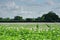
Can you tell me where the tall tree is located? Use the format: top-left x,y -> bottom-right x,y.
35,17 -> 41,21
25,18 -> 35,22
41,11 -> 59,22
0,17 -> 3,21
3,18 -> 10,21
14,16 -> 23,21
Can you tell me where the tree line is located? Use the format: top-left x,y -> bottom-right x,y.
0,11 -> 60,22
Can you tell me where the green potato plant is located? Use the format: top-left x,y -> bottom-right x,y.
0,23 -> 60,40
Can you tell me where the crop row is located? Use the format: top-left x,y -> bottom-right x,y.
0,24 -> 60,40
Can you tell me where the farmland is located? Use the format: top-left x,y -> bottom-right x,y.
0,23 -> 60,40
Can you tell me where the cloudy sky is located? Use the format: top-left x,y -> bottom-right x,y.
0,0 -> 60,18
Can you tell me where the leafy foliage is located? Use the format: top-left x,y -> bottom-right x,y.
0,23 -> 60,40
0,11 -> 60,22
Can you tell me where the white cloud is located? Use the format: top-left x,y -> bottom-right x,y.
45,0 -> 55,5
6,1 -> 16,8
0,0 -> 60,18
20,0 -> 36,2
5,1 -> 20,9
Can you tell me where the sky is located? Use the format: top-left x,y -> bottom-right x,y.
0,0 -> 60,18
